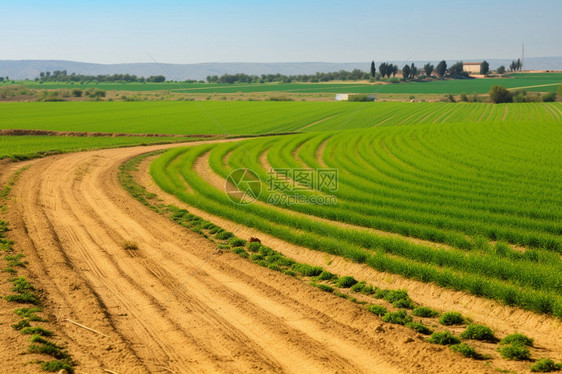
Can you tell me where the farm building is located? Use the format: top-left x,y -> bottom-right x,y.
463,62 -> 482,73
335,94 -> 349,101
335,94 -> 376,101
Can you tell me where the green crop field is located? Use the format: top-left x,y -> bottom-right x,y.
151,117 -> 562,319
0,135 -> 196,160
2,101 -> 561,136
2,72 -> 561,94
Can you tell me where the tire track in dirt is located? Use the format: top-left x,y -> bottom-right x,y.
6,142 -> 414,374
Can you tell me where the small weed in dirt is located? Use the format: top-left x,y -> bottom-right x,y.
28,344 -> 71,360
350,282 -> 366,293
500,333 -> 534,347
9,276 -> 34,293
383,289 -> 409,303
450,343 -> 486,360
246,242 -> 261,252
367,305 -> 387,316
360,285 -> 376,295
393,298 -> 414,309
12,319 -> 31,330
460,324 -> 497,342
335,276 -> 358,288
406,322 -> 432,335
15,307 -> 47,322
215,231 -> 234,240
531,359 -> 562,372
123,241 -> 138,250
229,238 -> 246,247
310,282 -> 334,293
292,263 -> 323,277
5,291 -> 40,305
382,310 -> 412,325
41,360 -> 74,373
4,253 -> 26,267
231,247 -> 249,258
412,307 -> 439,318
428,331 -> 461,345
21,326 -> 53,336
498,344 -> 531,361
315,271 -> 337,281
439,312 -> 465,326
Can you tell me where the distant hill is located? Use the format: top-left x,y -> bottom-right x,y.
1,58 -> 561,81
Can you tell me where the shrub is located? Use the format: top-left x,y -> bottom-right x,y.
451,343 -> 485,360
489,85 -> 513,103
460,324 -> 497,342
542,92 -> 557,102
406,322 -> 432,335
71,88 -> 83,97
439,312 -> 465,326
350,282 -> 366,293
367,305 -> 387,316
531,359 -> 562,372
292,263 -> 323,277
229,238 -> 246,247
428,331 -> 461,345
335,276 -> 358,288
500,333 -> 534,347
382,310 -> 412,325
412,307 -> 439,318
498,344 -> 531,361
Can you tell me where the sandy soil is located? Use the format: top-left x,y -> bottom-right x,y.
1,139 -> 560,373
0,141 -> 479,374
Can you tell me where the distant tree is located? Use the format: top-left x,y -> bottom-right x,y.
448,61 -> 464,77
542,92 -> 557,102
0,77 -> 3,82
391,64 -> 398,77
410,63 -> 418,79
480,60 -> 490,75
370,61 -> 376,78
379,63 -> 388,78
436,60 -> 447,77
424,63 -> 434,77
402,64 -> 411,81
489,85 -> 513,103
497,65 -> 506,74
147,75 -> 166,83
510,59 -> 522,72
71,88 -> 83,97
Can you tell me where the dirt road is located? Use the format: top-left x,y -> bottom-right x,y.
2,142 -> 499,373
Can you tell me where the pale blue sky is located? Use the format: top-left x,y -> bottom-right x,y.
1,0 -> 560,63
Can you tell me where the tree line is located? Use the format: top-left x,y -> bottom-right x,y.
206,69 -> 372,84
36,70 -> 167,83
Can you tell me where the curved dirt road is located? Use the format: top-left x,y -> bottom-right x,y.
3,142 -> 496,373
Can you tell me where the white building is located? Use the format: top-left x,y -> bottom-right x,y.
463,62 -> 482,74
